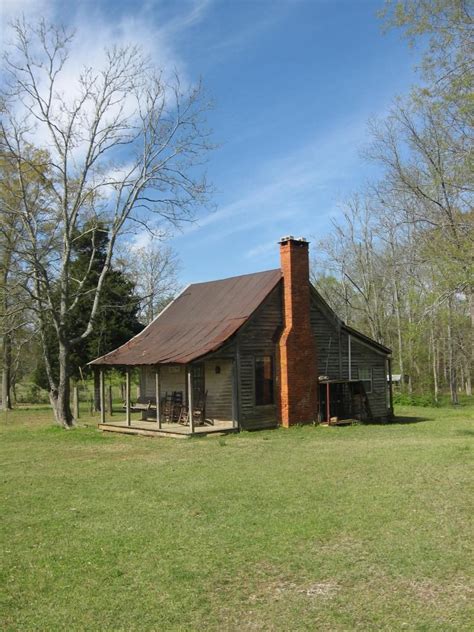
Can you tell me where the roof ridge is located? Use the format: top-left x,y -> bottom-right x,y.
189,268 -> 281,287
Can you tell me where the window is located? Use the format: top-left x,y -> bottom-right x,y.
255,356 -> 274,406
358,367 -> 372,393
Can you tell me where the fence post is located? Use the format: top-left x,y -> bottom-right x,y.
100,369 -> 106,424
108,385 -> 113,416
73,386 -> 80,420
126,369 -> 131,427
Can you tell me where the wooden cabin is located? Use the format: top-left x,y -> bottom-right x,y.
89,237 -> 393,437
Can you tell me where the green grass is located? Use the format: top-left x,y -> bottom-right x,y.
1,404 -> 473,631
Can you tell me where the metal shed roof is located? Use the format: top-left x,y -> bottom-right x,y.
89,268 -> 282,366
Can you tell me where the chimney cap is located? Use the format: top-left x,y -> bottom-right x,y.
279,235 -> 309,244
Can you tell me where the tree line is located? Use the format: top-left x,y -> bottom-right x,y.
312,1 -> 473,403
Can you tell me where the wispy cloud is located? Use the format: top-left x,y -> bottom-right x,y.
2,0 -> 213,181
176,113 -> 369,246
2,1 -> 212,89
157,0 -> 214,37
0,0 -> 51,27
206,9 -> 284,57
244,239 -> 279,260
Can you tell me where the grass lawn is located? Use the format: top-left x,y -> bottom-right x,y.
1,404 -> 473,631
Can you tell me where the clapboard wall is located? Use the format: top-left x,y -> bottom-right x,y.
310,293 -> 341,380
204,359 -> 233,421
236,284 -> 283,430
343,335 -> 388,419
140,365 -> 186,402
310,291 -> 389,420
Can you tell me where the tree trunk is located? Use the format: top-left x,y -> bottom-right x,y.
467,288 -> 473,397
447,299 -> 459,405
431,325 -> 438,402
1,245 -> 13,411
392,275 -> 405,392
1,332 -> 12,411
50,340 -> 74,427
407,306 -> 414,395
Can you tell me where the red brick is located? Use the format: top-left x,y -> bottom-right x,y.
278,238 -> 318,426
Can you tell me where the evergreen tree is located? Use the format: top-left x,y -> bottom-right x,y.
33,223 -> 143,388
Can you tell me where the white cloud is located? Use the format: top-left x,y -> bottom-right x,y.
1,0 -> 213,211
2,0 -> 211,146
0,0 -> 51,26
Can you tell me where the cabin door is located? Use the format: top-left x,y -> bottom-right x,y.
191,363 -> 205,401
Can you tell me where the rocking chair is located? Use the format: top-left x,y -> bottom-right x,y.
178,390 -> 209,426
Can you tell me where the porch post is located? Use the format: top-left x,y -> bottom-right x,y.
99,368 -> 105,424
155,368 -> 161,428
125,368 -> 131,427
187,366 -> 194,434
388,357 -> 394,418
232,359 -> 239,429
326,382 -> 330,424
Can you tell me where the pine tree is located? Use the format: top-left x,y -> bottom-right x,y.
33,223 -> 143,388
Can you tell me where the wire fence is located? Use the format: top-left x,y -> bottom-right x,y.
8,379 -> 141,417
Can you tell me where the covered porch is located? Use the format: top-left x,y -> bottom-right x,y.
98,418 -> 236,438
97,358 -> 239,437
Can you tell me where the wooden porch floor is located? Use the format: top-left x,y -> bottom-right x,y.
98,418 -> 237,438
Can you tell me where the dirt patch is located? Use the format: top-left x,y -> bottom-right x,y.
246,573 -> 340,604
408,577 -> 473,605
299,581 -> 339,598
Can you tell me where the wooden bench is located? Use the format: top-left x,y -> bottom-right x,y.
124,400 -> 156,420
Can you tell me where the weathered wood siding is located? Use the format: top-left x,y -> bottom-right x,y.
204,359 -> 233,420
140,365 -> 186,401
139,361 -> 233,420
137,284 -> 389,428
310,294 -> 389,420
237,284 -> 282,430
310,298 -> 341,379
346,337 -> 388,419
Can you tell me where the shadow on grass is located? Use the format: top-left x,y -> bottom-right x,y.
364,415 -> 430,425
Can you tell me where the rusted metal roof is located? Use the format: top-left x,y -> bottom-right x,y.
89,269 -> 282,366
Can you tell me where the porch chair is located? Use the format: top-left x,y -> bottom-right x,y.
178,390 -> 209,426
160,392 -> 173,423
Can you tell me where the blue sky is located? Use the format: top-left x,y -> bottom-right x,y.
2,0 -> 420,284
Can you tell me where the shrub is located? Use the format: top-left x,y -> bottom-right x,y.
16,383 -> 49,405
393,392 -> 439,407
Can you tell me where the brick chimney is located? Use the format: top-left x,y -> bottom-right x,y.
278,236 -> 318,426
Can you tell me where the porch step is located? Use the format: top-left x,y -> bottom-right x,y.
98,423 -> 238,439
98,423 -> 189,438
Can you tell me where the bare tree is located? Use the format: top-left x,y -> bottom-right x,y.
0,149 -> 34,410
316,196 -> 391,344
310,2 -> 473,401
118,242 -> 181,325
0,19 -> 213,426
